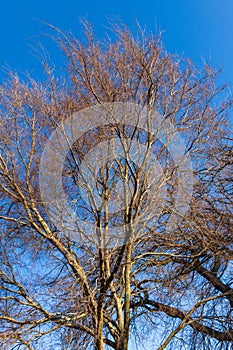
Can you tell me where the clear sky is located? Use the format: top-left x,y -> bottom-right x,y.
0,0 -> 233,87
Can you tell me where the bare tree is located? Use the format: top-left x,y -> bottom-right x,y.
0,22 -> 232,350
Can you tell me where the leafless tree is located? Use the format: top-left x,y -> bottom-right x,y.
0,22 -> 232,350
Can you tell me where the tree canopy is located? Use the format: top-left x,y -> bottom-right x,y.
0,22 -> 232,350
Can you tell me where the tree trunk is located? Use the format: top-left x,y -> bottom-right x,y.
95,307 -> 104,350
116,243 -> 132,350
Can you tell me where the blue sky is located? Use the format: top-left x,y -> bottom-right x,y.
0,0 -> 233,87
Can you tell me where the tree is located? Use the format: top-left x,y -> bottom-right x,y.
0,22 -> 232,350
